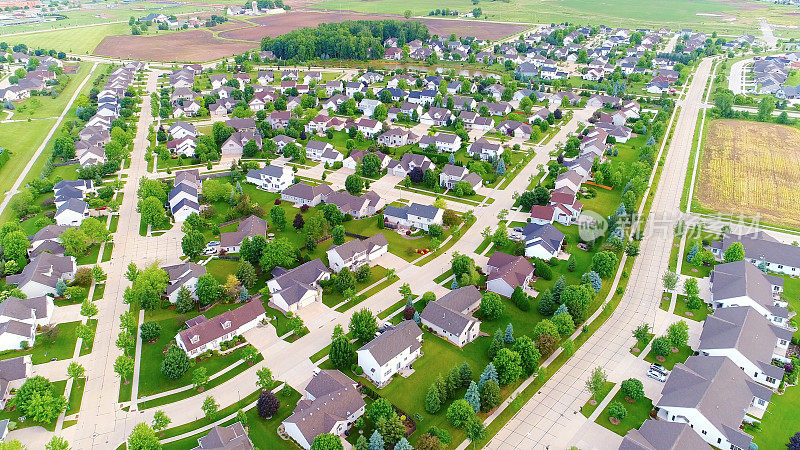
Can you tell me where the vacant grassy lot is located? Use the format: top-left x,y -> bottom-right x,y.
4,23 -> 130,54
695,119 -> 800,228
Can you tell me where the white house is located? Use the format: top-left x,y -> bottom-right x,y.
283,370 -> 365,450
357,321 -> 423,387
486,252 -> 535,298
420,286 -> 481,347
6,253 -> 76,298
418,133 -> 462,153
710,260 -> 790,328
267,259 -> 331,314
710,232 -> 800,276
162,262 -> 206,304
326,234 -> 388,273
175,300 -> 266,358
468,139 -> 504,161
521,223 -> 565,260
245,164 -> 294,192
0,296 -> 54,352
383,203 -> 443,231
281,182 -> 333,207
0,357 -> 32,409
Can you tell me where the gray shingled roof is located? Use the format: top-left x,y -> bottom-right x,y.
711,232 -> 800,269
193,422 -> 253,450
619,420 -> 709,450
522,223 -> 565,254
358,320 -> 422,366
328,234 -> 388,262
177,300 -> 265,353
710,261 -> 786,317
0,296 -> 49,322
6,252 -> 74,290
486,252 -> 534,291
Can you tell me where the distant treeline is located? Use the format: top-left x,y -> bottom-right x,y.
260,20 -> 429,61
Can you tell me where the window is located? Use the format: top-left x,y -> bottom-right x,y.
702,430 -> 707,435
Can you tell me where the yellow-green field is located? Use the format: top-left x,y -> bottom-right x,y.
694,119 -> 800,228
3,23 -> 131,55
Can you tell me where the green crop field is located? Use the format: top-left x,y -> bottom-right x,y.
311,0 -> 799,35
3,23 -> 131,54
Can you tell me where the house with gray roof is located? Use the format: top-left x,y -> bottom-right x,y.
619,420 -> 709,450
709,260 -> 790,329
467,138 -> 504,161
656,355 -> 771,450
245,164 -> 294,193
710,231 -> 800,277
387,153 -> 435,178
326,233 -> 388,273
323,190 -> 383,219
0,356 -> 31,409
6,252 -> 75,298
220,215 -> 267,254
357,320 -> 423,387
175,300 -> 266,358
421,286 -> 481,347
383,203 -> 443,231
698,306 -> 789,389
163,262 -> 206,304
267,259 -> 331,314
521,222 -> 565,260
283,369 -> 365,450
55,198 -> 89,227
281,182 -> 333,207
439,164 -> 483,192
486,252 -> 535,298
191,422 -> 253,450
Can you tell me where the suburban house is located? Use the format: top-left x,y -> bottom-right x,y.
55,198 -> 89,226
698,306 -> 789,389
6,252 -> 76,298
383,203 -> 443,231
169,121 -> 197,139
420,107 -> 456,126
0,356 -> 31,409
459,111 -> 493,131
710,232 -> 800,276
326,234 -> 388,273
267,259 -> 331,314
281,182 -> 334,207
420,285 -> 482,347
162,262 -> 206,304
521,223 -> 565,259
376,129 -> 418,148
495,120 -> 532,139
325,190 -> 383,219
549,187 -> 584,225
387,153 -> 435,178
619,420 -> 709,450
355,118 -> 383,138
192,422 -> 253,450
418,133 -> 462,153
167,136 -> 197,158
283,369 -> 365,450
529,205 -> 556,225
342,149 -> 392,170
709,260 -> 791,329
306,140 -> 343,165
175,300 -> 266,358
486,252 -> 535,298
29,224 -> 69,257
0,296 -> 54,352
656,355 -> 772,450
554,169 -> 584,194
468,139 -> 504,161
357,320 -> 423,387
439,164 -> 483,191
220,215 -> 268,254
245,164 -> 294,192
221,132 -> 261,156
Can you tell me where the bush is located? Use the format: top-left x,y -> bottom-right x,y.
139,321 -> 161,342
620,378 -> 644,402
607,401 -> 627,421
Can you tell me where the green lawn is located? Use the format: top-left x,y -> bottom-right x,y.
0,321 -> 80,364
0,119 -> 57,199
76,244 -> 102,266
79,319 -> 98,356
0,379 -> 66,432
644,344 -> 693,370
323,266 -> 389,308
13,63 -> 93,119
67,378 -> 86,415
752,384 -> 800,449
93,284 -> 106,301
580,381 -> 615,417
343,217 -> 436,262
595,390 -> 653,436
102,243 -> 114,262
673,294 -> 711,322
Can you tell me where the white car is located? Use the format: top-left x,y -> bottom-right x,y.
647,368 -> 667,382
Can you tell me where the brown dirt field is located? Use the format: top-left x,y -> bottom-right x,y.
695,119 -> 800,228
219,10 -> 529,41
93,30 -> 256,62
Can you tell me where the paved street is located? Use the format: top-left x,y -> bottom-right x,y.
482,57 -> 714,450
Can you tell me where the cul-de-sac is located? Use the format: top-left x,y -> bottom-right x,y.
0,1 -> 799,449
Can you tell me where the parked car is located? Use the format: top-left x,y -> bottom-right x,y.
647,369 -> 666,382
650,363 -> 669,376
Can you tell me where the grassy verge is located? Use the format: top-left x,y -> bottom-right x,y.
594,390 -> 654,436
580,381 -> 615,417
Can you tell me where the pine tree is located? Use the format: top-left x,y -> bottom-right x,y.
355,435 -> 369,450
552,275 -> 566,302
554,303 -> 568,316
459,362 -> 472,387
567,255 -> 576,272
368,430 -> 384,450
451,277 -> 459,290
480,379 -> 501,412
425,383 -> 441,413
686,243 -> 699,263
394,437 -> 413,450
487,338 -> 503,360
478,363 -> 498,389
465,381 -> 481,413
504,323 -> 514,344
449,153 -> 455,164
496,158 -> 506,175
413,311 -> 421,324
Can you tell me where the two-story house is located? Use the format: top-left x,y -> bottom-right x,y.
326,234 -> 388,273
245,164 -> 294,192
420,286 -> 481,347
357,321 -> 423,387
383,203 -> 443,231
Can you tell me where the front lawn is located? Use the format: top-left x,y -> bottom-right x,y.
595,390 -> 653,436
343,217 -> 437,262
580,381 -> 615,417
644,344 -> 693,370
76,244 -> 101,266
67,378 -> 86,415
673,294 -> 711,322
0,321 -> 82,365
0,379 -> 66,432
323,265 -> 389,308
752,384 -> 800,450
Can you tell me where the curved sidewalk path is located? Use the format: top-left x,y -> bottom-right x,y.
480,57 -> 715,450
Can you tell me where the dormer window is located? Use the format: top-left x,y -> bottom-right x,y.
190,335 -> 200,344
221,320 -> 232,330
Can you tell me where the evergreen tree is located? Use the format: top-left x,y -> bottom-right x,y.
413,311 -> 421,324
449,153 -> 455,164
504,323 -> 514,344
451,277 -> 459,290
465,381 -> 481,412
459,362 -> 472,386
554,303 -> 568,316
496,158 -> 506,175
537,289 -> 556,315
368,430 -> 384,450
552,275 -> 566,302
686,243 -> 699,262
394,437 -> 413,450
425,383 -> 441,413
355,435 -> 369,450
480,379 -> 501,412
478,363 -> 498,389
567,255 -> 576,272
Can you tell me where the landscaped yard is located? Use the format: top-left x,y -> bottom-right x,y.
323,265 -> 389,308
0,321 -> 79,364
751,384 -> 800,449
0,379 -> 66,432
343,217 -> 437,262
595,390 -> 653,436
79,319 -> 98,356
672,294 -> 711,322
67,378 -> 86,415
581,381 -> 615,417
644,344 -> 693,370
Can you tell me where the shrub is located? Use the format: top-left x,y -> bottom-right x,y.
607,401 -> 627,421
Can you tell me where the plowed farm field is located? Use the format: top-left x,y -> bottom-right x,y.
93,29 -> 256,62
695,119 -> 800,227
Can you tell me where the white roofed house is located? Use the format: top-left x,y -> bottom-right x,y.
357,320 -> 423,387
175,300 -> 266,358
383,203 -> 443,231
656,355 -> 772,450
439,164 -> 483,192
167,136 -> 197,158
521,222 -> 565,260
305,140 -> 342,165
220,215 -> 267,254
267,259 -> 331,314
245,164 -> 293,192
6,252 -> 76,298
418,133 -> 462,154
77,145 -> 107,168
698,306 -> 790,389
710,260 -> 791,329
421,285 -> 482,347
358,98 -> 382,118
169,121 -> 198,140
486,252 -> 535,298
283,370 -> 365,450
458,111 -> 493,131
162,262 -> 206,304
554,169 -> 585,194
326,233 -> 388,273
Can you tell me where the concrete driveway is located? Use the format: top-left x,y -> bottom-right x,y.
297,302 -> 338,333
